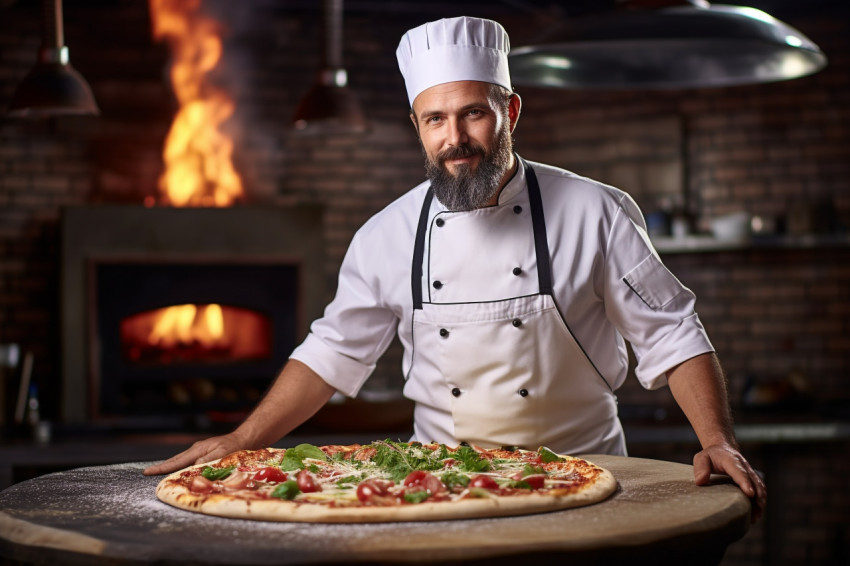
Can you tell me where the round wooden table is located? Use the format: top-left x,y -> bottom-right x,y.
0,455 -> 750,565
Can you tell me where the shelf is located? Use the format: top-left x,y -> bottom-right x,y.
651,234 -> 850,254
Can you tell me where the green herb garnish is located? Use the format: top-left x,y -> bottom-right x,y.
440,471 -> 471,490
403,491 -> 431,504
201,466 -> 234,480
270,480 -> 301,500
538,446 -> 565,463
454,445 -> 491,473
335,475 -> 362,488
371,439 -> 443,482
280,443 -> 328,471
523,464 -> 546,476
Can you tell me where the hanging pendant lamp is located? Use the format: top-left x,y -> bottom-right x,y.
508,0 -> 827,90
291,0 -> 368,134
7,0 -> 99,117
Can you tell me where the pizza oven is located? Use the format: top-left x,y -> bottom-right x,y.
60,205 -> 325,432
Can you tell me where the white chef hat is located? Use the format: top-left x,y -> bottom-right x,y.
396,16 -> 512,107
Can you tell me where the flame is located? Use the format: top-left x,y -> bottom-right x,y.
149,0 -> 243,207
148,303 -> 224,348
121,303 -> 271,363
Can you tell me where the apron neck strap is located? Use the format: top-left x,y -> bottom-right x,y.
411,157 -> 553,311
522,157 -> 554,296
411,187 -> 434,311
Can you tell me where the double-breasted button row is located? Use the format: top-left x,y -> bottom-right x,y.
450,387 -> 528,397
438,320 -> 521,338
434,265 -> 520,290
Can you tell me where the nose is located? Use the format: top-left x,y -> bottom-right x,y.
445,117 -> 468,147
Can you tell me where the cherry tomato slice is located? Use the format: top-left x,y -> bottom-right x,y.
253,467 -> 288,483
296,469 -> 322,493
469,475 -> 499,490
356,479 -> 394,502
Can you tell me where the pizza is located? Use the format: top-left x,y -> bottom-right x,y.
155,440 -> 617,523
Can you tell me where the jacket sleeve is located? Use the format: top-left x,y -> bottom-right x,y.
289,228 -> 400,398
602,193 -> 715,390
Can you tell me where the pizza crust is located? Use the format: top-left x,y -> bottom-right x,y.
155,448 -> 617,523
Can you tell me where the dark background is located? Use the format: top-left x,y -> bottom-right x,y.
1,1 -> 849,564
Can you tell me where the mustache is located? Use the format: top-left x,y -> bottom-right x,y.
437,144 -> 486,164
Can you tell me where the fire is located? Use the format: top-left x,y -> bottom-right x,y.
149,0 -> 243,207
148,303 -> 224,348
121,303 -> 271,363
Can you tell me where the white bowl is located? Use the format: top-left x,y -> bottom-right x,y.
710,212 -> 751,241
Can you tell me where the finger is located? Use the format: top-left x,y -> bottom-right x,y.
193,446 -> 228,466
143,452 -> 194,476
692,451 -> 712,486
143,445 -> 206,476
749,470 -> 767,523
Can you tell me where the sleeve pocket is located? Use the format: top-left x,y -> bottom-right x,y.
622,254 -> 684,310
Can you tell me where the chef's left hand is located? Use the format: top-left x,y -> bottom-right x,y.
693,443 -> 766,523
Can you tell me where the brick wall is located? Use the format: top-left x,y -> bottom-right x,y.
1,2 -> 848,564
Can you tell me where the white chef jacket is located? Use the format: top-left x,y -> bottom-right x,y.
291,158 -> 714,428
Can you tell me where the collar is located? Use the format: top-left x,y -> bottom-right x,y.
495,154 -> 525,205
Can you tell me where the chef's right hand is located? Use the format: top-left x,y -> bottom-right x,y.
143,432 -> 246,476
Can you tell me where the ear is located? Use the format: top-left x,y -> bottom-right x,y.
508,93 -> 522,133
409,111 -> 419,134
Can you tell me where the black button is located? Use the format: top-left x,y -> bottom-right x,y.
451,387 -> 462,397
439,328 -> 449,338
513,205 -> 523,214
512,267 -> 522,276
518,388 -> 529,397
512,318 -> 522,327
433,280 -> 443,289
435,218 -> 445,227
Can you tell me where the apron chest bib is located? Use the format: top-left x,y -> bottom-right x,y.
405,159 -> 625,455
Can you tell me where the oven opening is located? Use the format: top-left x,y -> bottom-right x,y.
93,261 -> 299,427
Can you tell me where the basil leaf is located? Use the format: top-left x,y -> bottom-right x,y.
280,443 -> 328,471
538,446 -> 565,463
404,491 -> 430,504
271,480 -> 301,500
507,479 -> 532,490
523,464 -> 546,476
201,466 -> 234,481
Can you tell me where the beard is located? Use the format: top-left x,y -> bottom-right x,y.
423,121 -> 513,212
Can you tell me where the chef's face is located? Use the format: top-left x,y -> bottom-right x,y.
411,81 -> 520,211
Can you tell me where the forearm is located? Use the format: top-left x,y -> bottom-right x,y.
666,352 -> 737,449
231,359 -> 337,448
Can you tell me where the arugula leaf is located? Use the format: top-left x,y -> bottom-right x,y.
280,443 -> 328,471
403,491 -> 431,504
440,471 -> 470,490
335,475 -> 362,488
371,439 -> 443,482
271,480 -> 301,500
506,479 -> 532,490
454,446 -> 491,473
201,466 -> 234,481
538,446 -> 565,463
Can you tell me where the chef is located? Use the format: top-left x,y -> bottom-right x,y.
146,16 -> 766,520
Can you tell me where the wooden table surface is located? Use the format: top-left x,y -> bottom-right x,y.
0,455 -> 751,565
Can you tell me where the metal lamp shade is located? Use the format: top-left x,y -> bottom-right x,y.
7,48 -> 99,118
508,3 -> 828,90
